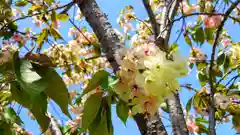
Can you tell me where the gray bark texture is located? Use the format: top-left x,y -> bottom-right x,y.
47,112 -> 63,135
166,93 -> 188,135
76,0 -> 168,134
154,0 -> 189,134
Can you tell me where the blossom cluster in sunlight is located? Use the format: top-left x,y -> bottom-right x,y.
46,27 -> 111,86
115,41 -> 189,116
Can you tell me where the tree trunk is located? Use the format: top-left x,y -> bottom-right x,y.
76,0 -> 167,134
166,93 -> 188,135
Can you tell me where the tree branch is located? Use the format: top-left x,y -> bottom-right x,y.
0,1 -> 74,31
208,1 -> 240,135
76,0 -> 168,134
142,0 -> 160,38
47,112 -> 63,135
173,12 -> 240,24
153,0 -> 189,135
167,93 -> 188,135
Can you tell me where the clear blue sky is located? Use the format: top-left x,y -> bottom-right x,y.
14,0 -> 239,134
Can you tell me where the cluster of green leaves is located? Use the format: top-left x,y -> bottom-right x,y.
183,14 -> 240,133
72,70 -> 129,135
0,51 -> 70,133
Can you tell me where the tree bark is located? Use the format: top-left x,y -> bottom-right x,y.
76,0 -> 167,134
47,112 -> 63,135
156,0 -> 189,134
166,93 -> 188,135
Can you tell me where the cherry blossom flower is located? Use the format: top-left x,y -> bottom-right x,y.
214,93 -> 231,109
201,15 -> 222,28
180,2 -> 199,15
116,41 -> 188,116
70,105 -> 83,115
221,38 -> 231,48
54,20 -> 60,29
123,23 -> 133,33
186,119 -> 199,134
189,47 -> 207,64
32,16 -> 42,27
13,33 -> 22,42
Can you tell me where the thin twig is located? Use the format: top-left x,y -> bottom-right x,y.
216,65 -> 240,86
68,18 -> 92,44
208,1 -> 240,135
0,2 -> 74,31
134,17 -> 154,34
142,0 -> 160,38
226,75 -> 239,87
173,12 -> 240,24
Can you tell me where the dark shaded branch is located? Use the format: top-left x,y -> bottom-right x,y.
208,1 -> 240,135
216,65 -> 240,86
142,0 -> 160,38
76,0 -> 168,134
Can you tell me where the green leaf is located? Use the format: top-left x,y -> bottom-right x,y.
100,74 -> 109,90
195,27 -> 205,45
224,0 -> 229,5
51,11 -> 57,22
44,68 -> 71,118
0,122 -> 16,135
232,115 -> 240,127
50,27 -> 63,40
197,71 -> 208,86
57,14 -> 69,21
13,52 -> 49,97
217,52 -> 226,66
89,109 -> 109,135
81,93 -> 102,131
28,5 -> 42,14
205,28 -> 214,44
10,81 -> 50,132
186,97 -> 193,115
82,70 -> 109,97
37,28 -> 48,50
196,123 -> 209,134
223,55 -> 230,73
169,43 -> 179,55
15,0 -> 28,7
108,76 -> 119,87
215,109 -> 225,121
3,107 -> 22,125
44,0 -> 55,5
106,104 -> 113,135
116,101 -> 129,124
195,117 -> 209,124
196,62 -> 207,70
184,34 -> 192,46
160,102 -> 169,113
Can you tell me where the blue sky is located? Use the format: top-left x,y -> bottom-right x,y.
13,0 -> 240,135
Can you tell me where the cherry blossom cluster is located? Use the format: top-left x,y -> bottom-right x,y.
46,27 -> 111,86
115,42 -> 189,115
189,47 -> 207,64
14,124 -> 32,135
